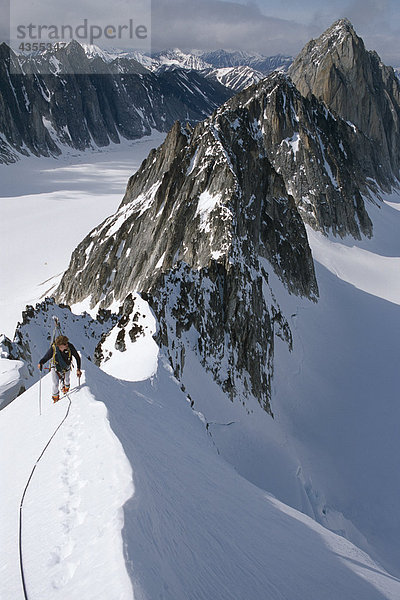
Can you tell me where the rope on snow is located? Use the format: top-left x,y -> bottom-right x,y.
18,392 -> 72,599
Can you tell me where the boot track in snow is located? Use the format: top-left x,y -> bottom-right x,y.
18,391 -> 73,600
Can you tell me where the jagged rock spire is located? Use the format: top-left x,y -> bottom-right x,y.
56,60 -> 391,412
289,18 -> 400,179
56,19 -> 400,414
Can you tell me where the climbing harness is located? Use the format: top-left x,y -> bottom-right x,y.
50,316 -> 72,389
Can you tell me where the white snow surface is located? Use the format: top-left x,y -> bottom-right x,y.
0,133 -> 165,339
195,190 -> 222,231
2,352 -> 400,599
1,369 -> 134,600
0,358 -> 25,407
99,294 -> 159,382
1,143 -> 400,598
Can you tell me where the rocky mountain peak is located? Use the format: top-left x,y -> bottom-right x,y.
289,18 -> 362,71
54,21 -> 400,415
219,70 -> 388,238
321,17 -> 357,40
289,19 -> 400,179
56,57 -> 393,412
64,39 -> 88,57
57,71 -> 329,413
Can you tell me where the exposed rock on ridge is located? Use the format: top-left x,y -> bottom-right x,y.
56,80 -> 322,412
57,78 -> 323,306
220,72 -> 388,238
289,18 -> 400,181
56,21 -> 398,413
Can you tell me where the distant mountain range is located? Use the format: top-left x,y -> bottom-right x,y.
0,42 -> 295,163
0,41 -> 233,163
79,45 -> 291,92
81,45 -> 292,75
2,37 -> 398,166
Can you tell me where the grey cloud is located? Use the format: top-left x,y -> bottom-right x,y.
344,0 -> 391,27
2,0 -> 398,66
150,0 -> 315,56
342,0 -> 400,64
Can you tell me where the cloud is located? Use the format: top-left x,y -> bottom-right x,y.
2,0 -> 399,66
6,0 -> 152,53
150,0 -> 315,56
0,0 -> 10,42
342,0 -> 400,64
344,0 -> 390,28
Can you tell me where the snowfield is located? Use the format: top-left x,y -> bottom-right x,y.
0,134 -> 165,339
2,355 -> 400,599
1,140 -> 400,599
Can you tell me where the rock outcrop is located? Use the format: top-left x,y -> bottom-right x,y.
55,20 -> 399,414
289,18 -> 400,181
56,75 -> 329,412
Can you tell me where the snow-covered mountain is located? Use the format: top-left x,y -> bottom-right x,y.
82,46 -> 283,92
77,45 -> 288,92
2,18 -> 400,599
150,47 -> 211,71
80,45 -> 293,76
81,46 -> 211,72
53,17 -> 400,577
198,49 -> 293,74
54,59 -> 399,415
152,62 -> 266,92
80,44 -> 154,69
0,41 -> 232,163
200,64 -> 265,91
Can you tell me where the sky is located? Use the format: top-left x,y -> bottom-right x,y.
150,0 -> 400,64
2,0 -> 400,66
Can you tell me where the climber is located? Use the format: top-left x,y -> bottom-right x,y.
38,335 -> 82,403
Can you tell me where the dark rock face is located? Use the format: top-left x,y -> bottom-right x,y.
200,65 -> 265,93
56,75 -> 324,412
54,21 -> 400,413
0,334 -> 18,360
0,43 -> 61,160
289,18 -> 400,180
57,91 -> 321,306
223,73 -> 391,238
0,41 -> 233,162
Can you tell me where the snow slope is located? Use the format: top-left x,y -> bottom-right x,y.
2,348 -> 400,599
273,192 -> 400,576
0,369 -> 134,600
307,191 -> 400,305
0,133 -> 165,339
